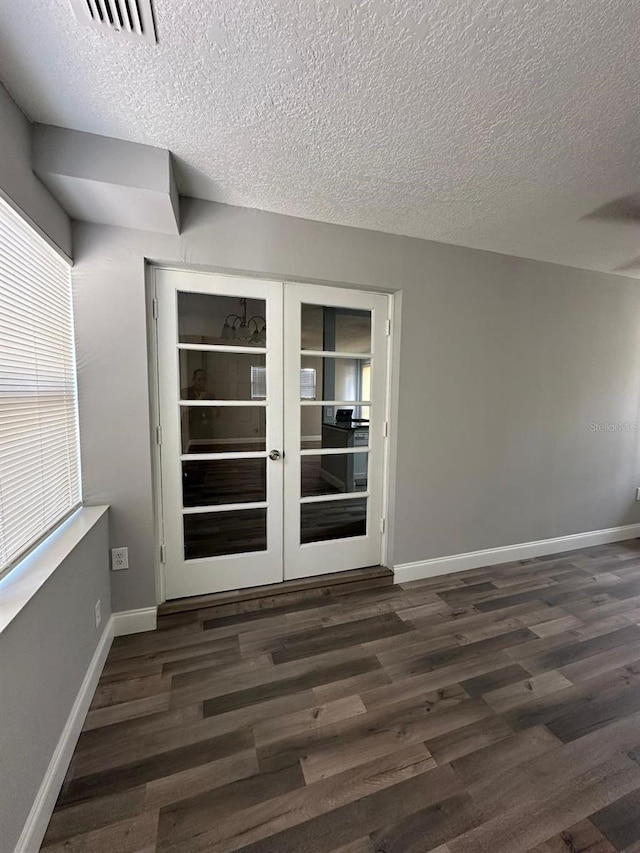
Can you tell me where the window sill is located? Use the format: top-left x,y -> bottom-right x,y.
0,506 -> 109,637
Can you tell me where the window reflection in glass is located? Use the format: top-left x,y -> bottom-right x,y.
301,304 -> 371,353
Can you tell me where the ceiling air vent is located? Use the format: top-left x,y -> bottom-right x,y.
69,0 -> 157,43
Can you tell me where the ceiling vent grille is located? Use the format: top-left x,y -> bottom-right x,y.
69,0 -> 157,43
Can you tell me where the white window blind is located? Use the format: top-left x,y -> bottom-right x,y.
250,365 -> 267,400
0,199 -> 81,576
250,366 -> 317,400
300,367 -> 317,400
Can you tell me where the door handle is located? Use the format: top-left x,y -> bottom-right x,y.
268,449 -> 282,460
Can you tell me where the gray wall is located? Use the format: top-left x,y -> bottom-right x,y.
0,83 -> 71,256
0,512 -> 111,853
73,198 -> 640,612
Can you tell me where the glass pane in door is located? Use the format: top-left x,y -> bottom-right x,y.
300,407 -> 370,449
182,458 -> 266,506
301,304 -> 371,352
184,508 -> 267,559
175,286 -> 272,565
179,351 -> 266,400
300,498 -> 367,544
181,406 -> 266,453
301,355 -> 371,403
301,453 -> 369,497
178,292 -> 266,346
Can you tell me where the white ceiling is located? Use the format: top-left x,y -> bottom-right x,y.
2,0 -> 640,274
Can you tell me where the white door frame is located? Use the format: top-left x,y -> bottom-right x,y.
147,264 -> 396,603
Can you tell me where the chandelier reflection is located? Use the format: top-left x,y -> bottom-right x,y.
220,298 -> 266,346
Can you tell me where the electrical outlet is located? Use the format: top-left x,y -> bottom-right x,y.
111,546 -> 129,570
636,488 -> 640,502
95,599 -> 101,629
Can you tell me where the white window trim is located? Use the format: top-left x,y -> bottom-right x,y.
0,506 -> 109,637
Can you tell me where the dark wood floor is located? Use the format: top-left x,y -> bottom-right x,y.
41,539 -> 640,852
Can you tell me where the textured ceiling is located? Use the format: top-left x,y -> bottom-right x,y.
1,0 -> 640,274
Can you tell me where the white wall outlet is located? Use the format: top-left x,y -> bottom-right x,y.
111,546 -> 129,570
95,599 -> 101,629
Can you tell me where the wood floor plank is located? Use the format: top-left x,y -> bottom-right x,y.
425,714 -> 513,766
591,787 -> 640,850
559,640 -> 640,684
311,668 -> 392,703
42,787 -> 146,847
384,628 -> 537,680
451,724 -> 562,787
467,710 -> 640,823
39,539 -> 640,853
253,695 -> 367,748
360,651 -> 516,710
524,624 -> 640,674
530,614 -> 583,638
172,755 -> 457,853
482,670 -> 573,713
448,758 -> 640,853
329,840 -> 375,853
154,762 -> 305,842
60,728 -> 254,806
298,721 -> 438,784
202,656 -> 382,717
370,792 -> 482,853
525,819 -> 616,852
258,686 -> 476,776
100,636 -> 240,678
143,748 -> 260,810
83,694 -> 172,732
169,644 -> 376,709
502,663 -> 640,740
41,810 -> 159,853
268,612 -> 414,664
458,663 -> 530,697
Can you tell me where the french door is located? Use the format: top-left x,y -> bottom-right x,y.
155,268 -> 389,599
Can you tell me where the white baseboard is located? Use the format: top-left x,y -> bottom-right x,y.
112,606 -> 157,636
15,617 -> 115,853
393,523 -> 640,584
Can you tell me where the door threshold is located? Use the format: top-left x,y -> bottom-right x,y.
158,565 -> 394,625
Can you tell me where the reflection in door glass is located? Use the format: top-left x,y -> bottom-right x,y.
182,458 -> 266,507
184,508 -> 267,559
301,304 -> 371,353
179,351 -> 265,401
300,498 -> 367,544
301,355 -> 371,404
178,292 -> 267,347
181,406 -> 266,454
301,453 -> 368,497
300,407 -> 370,450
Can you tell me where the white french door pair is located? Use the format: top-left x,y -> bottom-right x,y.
155,268 -> 390,600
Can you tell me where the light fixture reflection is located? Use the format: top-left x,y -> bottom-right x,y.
219,298 -> 266,346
